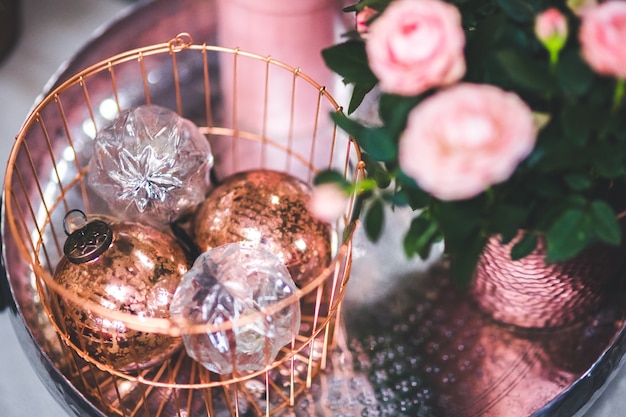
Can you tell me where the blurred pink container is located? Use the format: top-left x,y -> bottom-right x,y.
214,0 -> 341,178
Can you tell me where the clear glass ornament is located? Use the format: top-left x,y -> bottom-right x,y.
170,243 -> 301,374
87,104 -> 213,228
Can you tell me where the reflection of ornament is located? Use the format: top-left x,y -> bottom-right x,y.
192,169 -> 332,286
53,212 -> 188,371
87,104 -> 214,228
170,243 -> 301,374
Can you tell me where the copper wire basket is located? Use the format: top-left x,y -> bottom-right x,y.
3,33 -> 363,417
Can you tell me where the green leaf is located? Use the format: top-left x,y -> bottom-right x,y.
346,0 -> 389,12
558,49 -> 595,98
322,42 -> 378,114
437,199 -> 485,253
359,128 -> 397,162
510,232 -> 538,260
449,234 -> 488,288
395,170 -> 431,209
591,146 -> 625,178
361,153 -> 391,189
563,172 -> 592,191
403,213 -> 440,260
330,113 -> 397,162
590,200 -> 621,245
495,49 -> 555,94
348,83 -> 374,115
545,208 -> 592,262
321,41 -> 377,85
378,94 -> 422,138
494,0 -> 536,23
364,199 -> 385,242
313,169 -> 350,188
560,105 -> 593,147
485,203 -> 529,243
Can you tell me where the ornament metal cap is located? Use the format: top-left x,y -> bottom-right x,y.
62,209 -> 113,264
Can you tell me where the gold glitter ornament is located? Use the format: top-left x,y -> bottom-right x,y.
53,212 -> 188,372
192,169 -> 332,286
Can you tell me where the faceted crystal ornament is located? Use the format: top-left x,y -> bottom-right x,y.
87,104 -> 214,228
192,169 -> 332,286
53,216 -> 188,371
170,243 -> 301,375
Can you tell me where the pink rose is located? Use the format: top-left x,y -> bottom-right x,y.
366,0 -> 466,96
580,1 -> 626,79
535,8 -> 568,48
308,183 -> 349,223
398,83 -> 537,201
356,7 -> 378,35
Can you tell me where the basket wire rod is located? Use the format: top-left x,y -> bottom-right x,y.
171,389 -> 183,417
289,331 -> 296,406
306,87 -> 325,184
186,360 -> 198,415
345,160 -> 365,231
231,49 -> 240,173
79,76 -> 99,141
220,373 -> 240,417
13,168 -> 51,268
199,367 -> 214,417
264,323 -> 271,378
111,377 -> 130,417
266,371 -> 292,404
238,379 -> 264,416
54,95 -> 92,215
261,57 -> 271,169
36,274 -> 93,400
306,284 -> 325,388
20,139 -> 63,258
327,110 -> 341,171
169,46 -> 183,116
36,115 -> 70,216
285,69 -> 298,174
201,45 -> 213,129
343,133 -> 354,181
107,61 -> 122,115
138,52 -> 152,106
170,350 -> 189,416
126,373 -> 151,415
265,371 -> 272,416
320,260 -> 350,369
43,274 -> 103,411
290,296 -> 308,405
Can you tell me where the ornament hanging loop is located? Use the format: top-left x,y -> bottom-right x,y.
62,210 -> 113,264
63,209 -> 88,236
168,32 -> 193,53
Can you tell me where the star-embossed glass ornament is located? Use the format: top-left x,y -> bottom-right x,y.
169,243 -> 301,374
53,211 -> 188,371
87,104 -> 214,228
192,169 -> 332,286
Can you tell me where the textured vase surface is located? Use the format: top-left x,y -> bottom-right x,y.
471,233 -> 625,329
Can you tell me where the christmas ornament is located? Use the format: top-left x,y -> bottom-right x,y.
53,210 -> 188,371
192,169 -> 332,286
87,104 -> 214,228
169,243 -> 301,374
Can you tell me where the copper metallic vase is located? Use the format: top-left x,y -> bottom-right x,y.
471,233 -> 626,329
